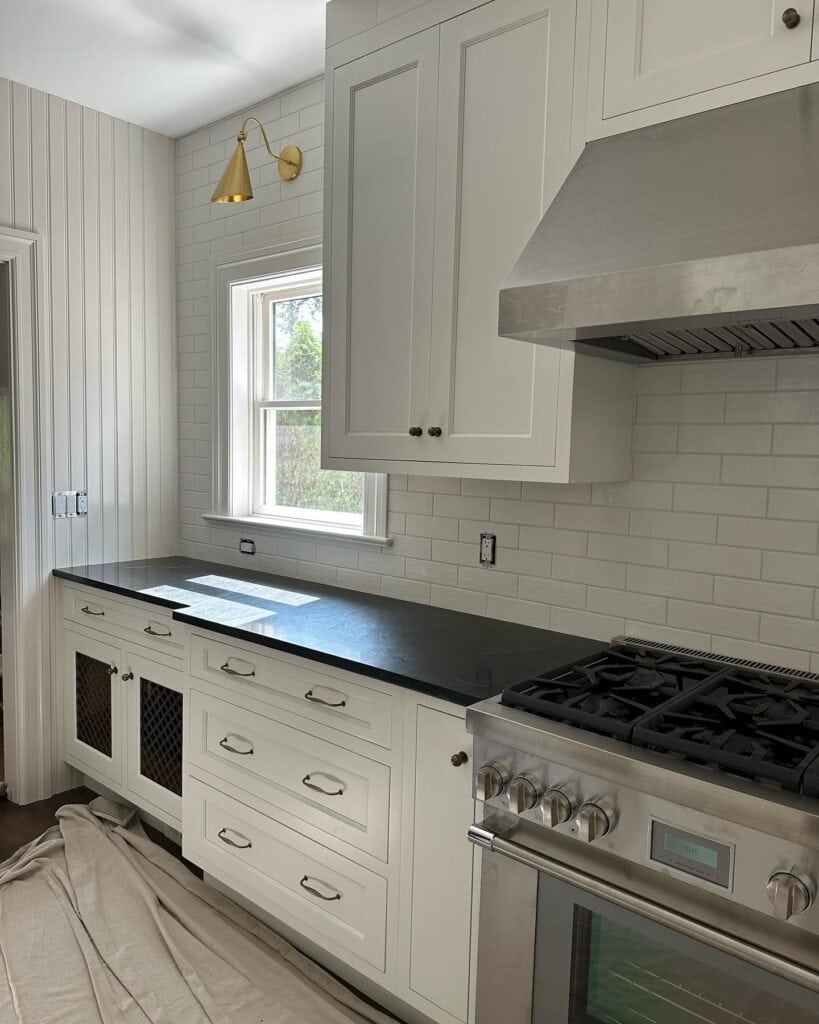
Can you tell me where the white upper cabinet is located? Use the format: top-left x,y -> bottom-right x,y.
588,0 -> 819,136
324,0 -> 635,481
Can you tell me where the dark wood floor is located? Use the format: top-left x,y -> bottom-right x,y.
0,786 -> 96,861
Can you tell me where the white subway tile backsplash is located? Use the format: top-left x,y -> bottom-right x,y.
178,86 -> 819,669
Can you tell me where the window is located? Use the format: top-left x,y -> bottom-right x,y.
209,246 -> 387,542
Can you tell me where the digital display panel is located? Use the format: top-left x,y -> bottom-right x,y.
650,821 -> 732,888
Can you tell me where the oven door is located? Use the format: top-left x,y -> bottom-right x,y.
470,828 -> 819,1024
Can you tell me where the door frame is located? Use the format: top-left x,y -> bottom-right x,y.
0,225 -> 55,804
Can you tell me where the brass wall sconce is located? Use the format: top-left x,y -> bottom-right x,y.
211,116 -> 303,203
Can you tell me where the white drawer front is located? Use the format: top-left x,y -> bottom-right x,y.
189,690 -> 390,860
64,586 -> 182,655
184,776 -> 388,970
189,633 -> 393,749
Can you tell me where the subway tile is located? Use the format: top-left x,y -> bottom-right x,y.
767,488 -> 819,521
631,425 -> 677,452
587,587 -> 666,624
776,356 -> 819,390
518,526 -> 588,556
406,558 -> 458,587
635,364 -> 681,394
495,548 -> 553,578
554,504 -> 629,534
430,585 -> 487,616
405,514 -> 460,541
388,489 -> 433,515
668,542 -> 761,579
408,475 -> 461,494
717,516 -> 817,553
636,394 -> 725,424
668,599 -> 759,641
552,555 -> 627,589
626,565 -> 713,602
315,544 -> 359,570
487,596 -> 551,630
681,358 -> 776,393
358,550 -> 406,577
773,425 -> 819,455
490,498 -> 554,527
551,608 -> 625,642
592,481 -> 674,510
714,577 -> 814,618
430,539 -> 480,567
677,424 -> 772,454
457,565 -> 519,597
462,478 -> 522,499
387,512 -> 406,535
634,453 -> 721,483
672,484 -> 767,517
630,509 -> 717,543
762,551 -> 819,587
434,493 -> 490,520
380,576 -> 431,605
336,568 -> 381,595
760,613 -> 819,653
390,534 -> 432,560
726,392 -> 819,423
588,534 -> 668,567
521,482 -> 591,504
722,456 -> 819,488
518,576 -> 587,610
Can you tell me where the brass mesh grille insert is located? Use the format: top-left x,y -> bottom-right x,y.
139,678 -> 182,796
75,652 -> 113,757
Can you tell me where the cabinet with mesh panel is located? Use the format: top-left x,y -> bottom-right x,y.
64,629 -> 183,825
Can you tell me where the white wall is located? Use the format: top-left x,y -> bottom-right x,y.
176,79 -> 819,673
0,75 -> 177,568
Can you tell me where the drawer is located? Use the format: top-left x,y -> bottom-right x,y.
189,690 -> 390,860
64,585 -> 183,656
189,633 -> 393,749
184,776 -> 388,970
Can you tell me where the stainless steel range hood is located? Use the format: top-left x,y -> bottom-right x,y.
499,84 -> 819,361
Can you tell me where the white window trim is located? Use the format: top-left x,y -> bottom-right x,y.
209,242 -> 389,546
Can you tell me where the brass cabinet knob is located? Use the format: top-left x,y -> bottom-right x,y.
427,426 -> 442,437
450,750 -> 469,767
782,7 -> 801,27
408,426 -> 423,437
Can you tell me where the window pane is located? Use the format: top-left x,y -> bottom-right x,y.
271,295 -> 322,401
260,408 -> 364,520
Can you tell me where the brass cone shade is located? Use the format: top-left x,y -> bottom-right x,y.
211,139 -> 253,203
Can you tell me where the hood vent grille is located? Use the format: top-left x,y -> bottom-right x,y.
610,318 -> 819,361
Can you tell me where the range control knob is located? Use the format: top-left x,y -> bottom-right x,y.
576,802 -> 612,843
508,773 -> 540,814
475,762 -> 510,801
541,788 -> 573,828
766,872 -> 813,921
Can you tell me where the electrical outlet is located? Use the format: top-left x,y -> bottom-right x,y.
479,532 -> 496,566
239,538 -> 256,555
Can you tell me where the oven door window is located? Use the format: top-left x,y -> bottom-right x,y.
534,876 -> 819,1024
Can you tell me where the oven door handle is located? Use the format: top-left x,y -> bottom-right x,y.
468,823 -> 819,994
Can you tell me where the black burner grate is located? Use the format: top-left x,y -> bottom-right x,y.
139,677 -> 183,796
75,652 -> 112,757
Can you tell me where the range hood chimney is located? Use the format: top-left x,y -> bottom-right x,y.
499,84 -> 819,361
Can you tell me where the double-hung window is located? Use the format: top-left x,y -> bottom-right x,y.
209,247 -> 387,542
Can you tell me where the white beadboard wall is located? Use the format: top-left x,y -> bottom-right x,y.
0,75 -> 177,567
176,79 -> 819,673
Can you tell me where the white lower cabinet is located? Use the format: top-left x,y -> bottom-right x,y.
64,627 -> 184,826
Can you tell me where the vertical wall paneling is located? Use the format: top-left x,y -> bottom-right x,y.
0,74 -> 177,799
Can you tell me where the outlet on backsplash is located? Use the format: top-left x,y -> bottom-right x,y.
239,538 -> 256,556
480,533 -> 497,567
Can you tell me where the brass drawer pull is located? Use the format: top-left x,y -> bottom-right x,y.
300,876 -> 341,901
220,661 -> 256,678
304,689 -> 346,708
144,625 -> 172,638
219,736 -> 254,756
217,827 -> 252,850
302,774 -> 345,797
81,605 -> 105,616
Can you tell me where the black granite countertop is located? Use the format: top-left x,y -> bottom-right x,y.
53,557 -> 605,706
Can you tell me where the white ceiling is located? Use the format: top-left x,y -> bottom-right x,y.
0,0 -> 329,137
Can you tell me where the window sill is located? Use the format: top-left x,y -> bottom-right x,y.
202,513 -> 392,548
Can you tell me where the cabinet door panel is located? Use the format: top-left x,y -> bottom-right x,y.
409,707 -> 474,1021
64,630 -> 123,785
428,0 -> 573,466
124,651 -> 183,823
327,28 -> 439,460
603,0 -> 814,118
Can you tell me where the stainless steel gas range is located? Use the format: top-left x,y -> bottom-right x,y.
466,638 -> 819,1024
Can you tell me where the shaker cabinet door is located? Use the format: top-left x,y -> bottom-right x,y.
124,651 -> 184,823
427,0 -> 573,467
64,629 -> 124,785
601,0 -> 814,119
326,28 -> 439,461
